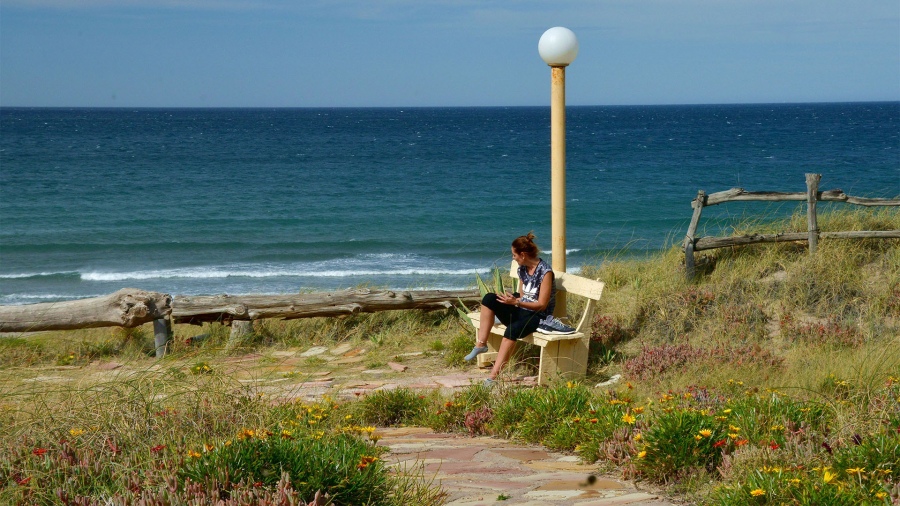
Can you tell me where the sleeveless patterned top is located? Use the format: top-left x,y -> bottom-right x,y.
517,258 -> 556,318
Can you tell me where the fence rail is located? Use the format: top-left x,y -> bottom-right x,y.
683,173 -> 900,278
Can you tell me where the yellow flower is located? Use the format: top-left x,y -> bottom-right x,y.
345,414 -> 353,420
723,409 -> 732,414
637,450 -> 647,458
846,467 -> 865,476
823,470 -> 837,484
788,478 -> 800,485
695,435 -> 702,441
876,492 -> 887,499
729,425 -> 741,432
566,381 -> 574,388
69,428 -> 84,437
204,443 -> 215,452
728,433 -> 739,439
186,450 -> 201,458
699,429 -> 712,438
750,489 -> 765,497
622,413 -> 636,425
633,433 -> 642,441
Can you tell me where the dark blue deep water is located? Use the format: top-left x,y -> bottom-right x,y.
1,103 -> 898,304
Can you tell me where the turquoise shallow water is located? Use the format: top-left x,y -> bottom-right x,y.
1,103 -> 898,304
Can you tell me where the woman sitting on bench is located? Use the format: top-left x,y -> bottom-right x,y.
465,232 -> 574,386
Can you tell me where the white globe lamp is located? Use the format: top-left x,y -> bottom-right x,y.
538,27 -> 579,66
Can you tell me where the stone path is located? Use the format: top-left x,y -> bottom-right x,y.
24,344 -> 684,505
379,427 -> 678,506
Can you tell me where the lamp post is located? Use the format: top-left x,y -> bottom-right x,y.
539,26 -> 578,317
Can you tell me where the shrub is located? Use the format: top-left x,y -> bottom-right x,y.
356,388 -> 428,426
635,407 -> 728,483
623,344 -> 706,380
710,466 -> 885,505
496,383 -> 594,444
779,313 -> 864,348
424,385 -> 493,434
179,430 -> 388,505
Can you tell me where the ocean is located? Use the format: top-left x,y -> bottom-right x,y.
1,103 -> 898,305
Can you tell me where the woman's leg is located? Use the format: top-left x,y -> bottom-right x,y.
465,294 -> 505,361
488,337 -> 516,380
476,304 -> 495,347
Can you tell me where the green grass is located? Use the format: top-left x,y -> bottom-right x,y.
1,208 -> 898,504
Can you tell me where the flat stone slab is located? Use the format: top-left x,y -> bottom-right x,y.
378,427 -> 435,437
96,361 -> 124,370
433,375 -> 481,388
424,460 -> 522,475
300,346 -> 328,357
574,493 -> 663,505
332,356 -> 366,364
491,448 -> 551,462
416,446 -> 486,461
22,375 -> 67,382
525,461 -> 596,472
387,361 -> 408,372
329,343 -> 354,355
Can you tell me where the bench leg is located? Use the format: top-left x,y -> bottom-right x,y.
476,352 -> 498,367
485,332 -> 503,353
557,337 -> 589,378
537,342 -> 559,385
537,337 -> 589,385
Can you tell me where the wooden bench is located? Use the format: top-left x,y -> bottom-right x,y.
466,261 -> 605,385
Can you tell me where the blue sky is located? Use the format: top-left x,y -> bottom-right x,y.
1,1 -> 898,107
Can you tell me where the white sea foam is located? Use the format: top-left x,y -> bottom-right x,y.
0,271 -> 77,279
0,294 -> 103,305
80,265 -> 490,281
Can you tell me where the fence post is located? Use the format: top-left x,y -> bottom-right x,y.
228,320 -> 254,350
684,190 -> 706,279
806,173 -> 821,254
153,318 -> 171,358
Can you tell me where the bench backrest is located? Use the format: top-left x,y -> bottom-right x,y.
508,260 -> 605,333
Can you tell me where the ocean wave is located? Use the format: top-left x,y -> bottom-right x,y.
80,265 -> 491,281
0,271 -> 80,280
0,293 -> 102,305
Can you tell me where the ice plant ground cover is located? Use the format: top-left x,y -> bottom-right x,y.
0,208 -> 898,505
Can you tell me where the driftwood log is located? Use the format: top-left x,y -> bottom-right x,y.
172,288 -> 482,324
0,288 -> 172,332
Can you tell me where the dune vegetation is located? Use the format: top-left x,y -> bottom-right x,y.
1,208 -> 898,505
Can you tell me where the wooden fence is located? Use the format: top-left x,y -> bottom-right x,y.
683,173 -> 900,278
0,288 -> 482,357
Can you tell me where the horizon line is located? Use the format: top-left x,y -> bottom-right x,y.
2,100 -> 899,111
